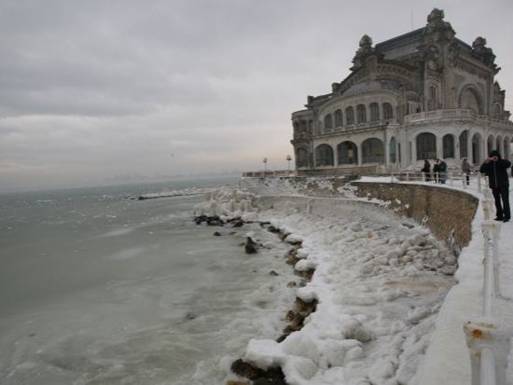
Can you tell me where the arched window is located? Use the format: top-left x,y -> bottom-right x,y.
504,137 -> 510,160
416,133 -> 437,160
383,103 -> 394,120
496,136 -> 503,156
460,87 -> 482,114
472,133 -> 482,164
356,104 -> 367,123
487,135 -> 494,156
334,109 -> 343,128
428,85 -> 438,111
345,106 -> 355,125
459,130 -> 468,159
324,114 -> 333,131
389,137 -> 397,163
362,138 -> 385,164
370,103 -> 379,122
296,148 -> 309,168
443,134 -> 455,159
337,141 -> 358,165
494,104 -> 502,119
315,144 -> 334,166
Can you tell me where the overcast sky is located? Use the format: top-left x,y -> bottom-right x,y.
1,0 -> 512,192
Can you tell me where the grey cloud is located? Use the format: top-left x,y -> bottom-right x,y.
0,0 -> 512,191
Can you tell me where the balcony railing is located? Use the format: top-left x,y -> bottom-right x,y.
404,109 -> 513,127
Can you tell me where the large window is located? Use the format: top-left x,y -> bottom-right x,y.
416,133 -> 437,160
472,133 -> 482,164
362,138 -> 384,164
383,103 -> 393,120
337,141 -> 358,165
370,103 -> 379,122
428,85 -> 438,111
315,144 -> 334,166
296,148 -> 309,168
334,109 -> 343,128
460,87 -> 482,114
443,134 -> 455,159
389,137 -> 397,163
324,114 -> 333,131
487,135 -> 494,156
356,104 -> 367,123
345,106 -> 355,125
459,130 -> 468,159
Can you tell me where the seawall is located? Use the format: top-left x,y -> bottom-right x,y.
352,182 -> 479,251
242,177 -> 479,251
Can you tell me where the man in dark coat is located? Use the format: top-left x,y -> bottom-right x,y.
438,159 -> 448,184
480,150 -> 511,222
433,160 -> 440,183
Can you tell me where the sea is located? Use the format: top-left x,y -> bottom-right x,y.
0,177 -> 294,385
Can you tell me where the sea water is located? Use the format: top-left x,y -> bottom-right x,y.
0,177 -> 296,385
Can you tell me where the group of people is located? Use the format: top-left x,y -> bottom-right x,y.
420,151 -> 511,223
420,159 -> 448,184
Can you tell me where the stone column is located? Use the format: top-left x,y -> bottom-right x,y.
358,142 -> 363,166
436,134 -> 443,160
383,129 -> 389,168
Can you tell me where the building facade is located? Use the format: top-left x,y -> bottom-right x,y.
291,9 -> 513,175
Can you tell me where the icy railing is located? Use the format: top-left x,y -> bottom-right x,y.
463,181 -> 512,385
388,170 -> 483,191
387,172 -> 512,384
404,109 -> 513,127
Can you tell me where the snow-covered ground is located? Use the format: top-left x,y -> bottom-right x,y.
196,178 -> 513,385
196,188 -> 459,384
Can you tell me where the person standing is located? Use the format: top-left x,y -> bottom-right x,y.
421,159 -> 431,182
461,158 -> 471,186
480,150 -> 511,222
432,159 -> 440,183
438,159 -> 448,184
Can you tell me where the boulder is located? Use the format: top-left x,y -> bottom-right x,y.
245,237 -> 258,254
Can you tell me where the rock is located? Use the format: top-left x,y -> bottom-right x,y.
213,231 -> 222,236
226,381 -> 249,385
231,359 -> 265,380
207,216 -> 224,226
287,281 -> 297,288
269,270 -> 279,276
245,237 -> 258,254
440,265 -> 457,275
232,219 -> 245,228
267,225 -> 280,233
230,360 -> 286,385
184,312 -> 197,320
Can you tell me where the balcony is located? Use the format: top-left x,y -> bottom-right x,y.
314,119 -> 396,138
404,109 -> 513,128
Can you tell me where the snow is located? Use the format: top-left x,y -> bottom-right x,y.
201,176 -> 513,385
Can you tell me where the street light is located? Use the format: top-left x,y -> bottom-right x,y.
286,154 -> 292,174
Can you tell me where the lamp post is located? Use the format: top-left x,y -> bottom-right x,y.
263,157 -> 268,176
286,154 -> 292,174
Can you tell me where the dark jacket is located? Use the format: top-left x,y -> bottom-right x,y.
439,161 -> 447,173
421,161 -> 430,173
480,154 -> 511,189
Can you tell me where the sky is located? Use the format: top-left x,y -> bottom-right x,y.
1,0 -> 512,192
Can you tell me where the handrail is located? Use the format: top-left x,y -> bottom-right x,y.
463,180 -> 510,385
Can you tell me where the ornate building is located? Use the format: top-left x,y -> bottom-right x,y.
291,9 -> 512,175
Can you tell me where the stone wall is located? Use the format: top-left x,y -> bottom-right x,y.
352,182 -> 478,250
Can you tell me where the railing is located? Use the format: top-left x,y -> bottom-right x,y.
387,170 -> 479,190
462,179 -> 511,385
404,108 -> 513,128
242,170 -> 295,178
